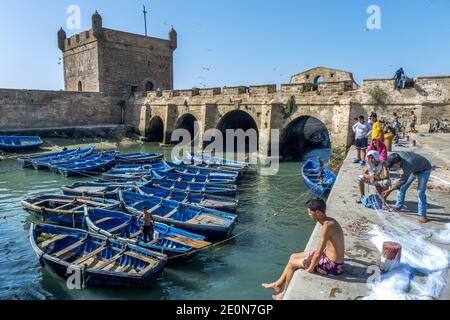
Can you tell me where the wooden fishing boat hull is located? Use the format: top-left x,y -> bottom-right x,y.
21,195 -> 121,227
85,208 -> 211,263
120,191 -> 237,240
153,170 -> 237,185
138,185 -> 239,212
165,161 -> 239,180
142,178 -> 237,197
115,153 -> 164,164
190,152 -> 249,168
301,160 -> 336,196
29,223 -> 166,288
57,154 -> 117,177
0,136 -> 43,151
32,147 -> 95,170
62,182 -> 136,199
17,148 -> 80,168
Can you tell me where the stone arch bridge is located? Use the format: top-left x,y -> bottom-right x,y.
131,80 -> 360,160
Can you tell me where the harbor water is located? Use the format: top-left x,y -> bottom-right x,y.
0,142 -> 330,300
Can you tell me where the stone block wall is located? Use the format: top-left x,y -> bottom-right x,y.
0,89 -> 122,131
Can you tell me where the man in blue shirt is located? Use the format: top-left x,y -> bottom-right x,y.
382,152 -> 432,224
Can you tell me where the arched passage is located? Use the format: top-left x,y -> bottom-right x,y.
145,81 -> 154,92
171,114 -> 199,145
147,116 -> 164,142
215,110 -> 259,153
280,116 -> 330,160
78,81 -> 83,92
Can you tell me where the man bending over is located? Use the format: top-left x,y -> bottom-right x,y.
262,198 -> 345,300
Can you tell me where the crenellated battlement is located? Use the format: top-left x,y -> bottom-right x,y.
145,80 -> 359,101
63,30 -> 96,51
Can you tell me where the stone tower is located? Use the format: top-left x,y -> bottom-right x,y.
58,11 -> 177,95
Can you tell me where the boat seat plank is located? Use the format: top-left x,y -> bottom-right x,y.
163,208 -> 179,219
94,253 -> 123,270
107,222 -> 129,233
39,234 -> 68,250
54,201 -> 76,210
102,262 -> 118,271
53,240 -> 85,258
79,257 -> 99,268
76,199 -> 109,207
73,245 -> 107,265
148,204 -> 162,214
165,235 -> 211,249
94,217 -> 114,225
125,251 -> 158,266
140,263 -> 158,274
116,265 -> 133,273
76,186 -> 107,193
69,205 -> 86,212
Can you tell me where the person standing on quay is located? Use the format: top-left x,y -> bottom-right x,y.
409,111 -> 418,133
382,152 -> 432,224
369,113 -> 383,141
352,115 -> 371,165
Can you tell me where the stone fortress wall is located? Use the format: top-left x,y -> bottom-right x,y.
1,11 -> 449,158
129,68 -> 450,157
0,89 -> 122,131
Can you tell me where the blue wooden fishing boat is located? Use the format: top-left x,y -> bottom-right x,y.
111,162 -> 171,172
301,160 -> 336,196
30,223 -> 167,288
49,152 -> 115,171
85,208 -> 211,262
165,161 -> 239,180
56,152 -> 117,177
142,177 -> 237,197
138,185 -> 239,212
176,154 -> 248,175
115,152 -> 163,164
17,148 -> 80,168
152,170 -> 237,185
120,191 -> 237,240
62,181 -> 137,199
48,152 -> 104,172
101,162 -> 172,180
190,152 -> 249,169
21,194 -> 121,227
0,136 -> 43,151
32,147 -> 95,170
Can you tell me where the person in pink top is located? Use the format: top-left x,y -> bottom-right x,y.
367,138 -> 388,162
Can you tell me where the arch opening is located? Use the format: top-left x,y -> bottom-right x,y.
314,76 -> 324,85
78,81 -> 83,92
280,116 -> 330,161
172,114 -> 199,145
214,110 -> 259,153
145,81 -> 154,92
147,116 -> 164,142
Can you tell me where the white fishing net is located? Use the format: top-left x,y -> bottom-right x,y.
364,194 -> 449,300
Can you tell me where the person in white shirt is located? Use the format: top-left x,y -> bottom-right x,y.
352,115 -> 371,165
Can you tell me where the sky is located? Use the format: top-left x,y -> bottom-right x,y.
0,0 -> 449,90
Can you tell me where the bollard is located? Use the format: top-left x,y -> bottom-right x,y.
380,241 -> 402,272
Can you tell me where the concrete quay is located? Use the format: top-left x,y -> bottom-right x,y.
284,133 -> 450,300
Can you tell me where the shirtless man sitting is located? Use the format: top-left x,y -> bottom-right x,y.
262,198 -> 345,300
